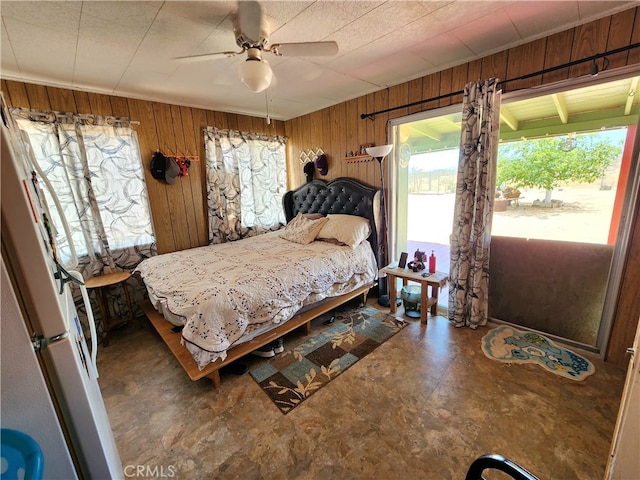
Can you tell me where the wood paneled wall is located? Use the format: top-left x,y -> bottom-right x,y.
284,7 -> 640,189
283,6 -> 640,368
1,79 -> 285,255
2,7 -> 639,366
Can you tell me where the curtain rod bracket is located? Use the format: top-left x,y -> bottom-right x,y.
360,113 -> 375,121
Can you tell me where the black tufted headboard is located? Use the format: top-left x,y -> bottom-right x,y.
282,177 -> 383,269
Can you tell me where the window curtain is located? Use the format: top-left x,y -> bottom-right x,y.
11,108 -> 156,339
204,127 -> 287,244
448,79 -> 502,328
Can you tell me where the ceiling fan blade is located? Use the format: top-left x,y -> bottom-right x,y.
270,41 -> 338,57
237,0 -> 264,44
174,50 -> 242,63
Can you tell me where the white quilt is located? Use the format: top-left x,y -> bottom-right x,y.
135,230 -> 377,368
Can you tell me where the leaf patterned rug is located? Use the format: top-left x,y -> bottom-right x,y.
481,325 -> 595,381
250,305 -> 407,414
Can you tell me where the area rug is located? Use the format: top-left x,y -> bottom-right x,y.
481,325 -> 595,381
250,305 -> 406,414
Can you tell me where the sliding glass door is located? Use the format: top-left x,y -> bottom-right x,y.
388,70 -> 640,352
389,105 -> 461,312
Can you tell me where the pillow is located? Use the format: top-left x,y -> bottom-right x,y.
303,213 -> 325,220
280,212 -> 329,245
317,214 -> 371,248
317,237 -> 347,246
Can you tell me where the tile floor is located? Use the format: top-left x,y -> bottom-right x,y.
97,298 -> 626,480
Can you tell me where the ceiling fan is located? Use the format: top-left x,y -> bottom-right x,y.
175,1 -> 339,93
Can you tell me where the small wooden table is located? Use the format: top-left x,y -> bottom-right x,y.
85,271 -> 134,346
380,264 -> 449,323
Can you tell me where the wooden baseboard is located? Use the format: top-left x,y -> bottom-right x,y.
140,284 -> 371,387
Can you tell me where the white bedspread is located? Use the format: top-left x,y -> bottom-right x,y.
135,231 -> 377,368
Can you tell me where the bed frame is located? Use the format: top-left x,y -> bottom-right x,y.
140,177 -> 382,387
283,177 -> 383,268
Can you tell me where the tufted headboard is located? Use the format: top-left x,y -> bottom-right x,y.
282,177 -> 383,269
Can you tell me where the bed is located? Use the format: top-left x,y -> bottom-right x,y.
136,177 -> 383,387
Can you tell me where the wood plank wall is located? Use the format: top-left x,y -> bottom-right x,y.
284,8 -> 640,189
1,7 -> 638,366
283,6 -> 640,368
1,79 -> 285,255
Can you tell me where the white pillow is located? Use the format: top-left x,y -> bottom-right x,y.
317,214 -> 371,248
280,212 -> 329,245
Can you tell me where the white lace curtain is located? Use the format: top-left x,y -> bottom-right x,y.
448,79 -> 502,328
204,127 -> 287,244
11,108 -> 156,338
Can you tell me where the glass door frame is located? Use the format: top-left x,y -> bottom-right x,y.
388,104 -> 461,265
386,65 -> 640,357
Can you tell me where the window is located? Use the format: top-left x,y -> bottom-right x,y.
493,129 -> 627,244
389,71 -> 639,348
204,128 -> 287,243
391,75 -> 638,256
15,114 -> 154,267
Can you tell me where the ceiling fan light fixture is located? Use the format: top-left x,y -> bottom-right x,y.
174,3 -> 339,93
238,56 -> 273,93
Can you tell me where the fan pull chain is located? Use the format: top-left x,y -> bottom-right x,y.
265,89 -> 271,125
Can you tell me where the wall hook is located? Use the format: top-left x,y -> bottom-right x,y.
299,147 -> 325,164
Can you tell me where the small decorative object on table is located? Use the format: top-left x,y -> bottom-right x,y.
398,252 -> 408,269
407,249 -> 427,272
429,250 -> 436,274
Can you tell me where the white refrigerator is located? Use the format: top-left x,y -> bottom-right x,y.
1,106 -> 123,478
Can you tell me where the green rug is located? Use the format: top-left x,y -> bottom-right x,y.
250,305 -> 407,414
481,325 -> 595,381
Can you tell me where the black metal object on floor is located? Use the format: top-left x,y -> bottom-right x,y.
465,454 -> 540,480
377,277 -> 401,307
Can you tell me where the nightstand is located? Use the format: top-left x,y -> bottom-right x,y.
85,271 -> 135,346
380,264 -> 449,323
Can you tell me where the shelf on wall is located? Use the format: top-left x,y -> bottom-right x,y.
344,155 -> 373,163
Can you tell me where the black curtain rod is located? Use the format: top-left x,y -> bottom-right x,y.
360,41 -> 640,120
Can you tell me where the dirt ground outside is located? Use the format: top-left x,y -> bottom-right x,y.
406,181 -> 617,312
408,181 -> 617,246
493,183 -> 617,244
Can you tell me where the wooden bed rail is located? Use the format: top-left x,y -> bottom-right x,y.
140,284 -> 371,388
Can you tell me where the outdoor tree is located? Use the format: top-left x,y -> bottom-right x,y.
496,133 -> 622,203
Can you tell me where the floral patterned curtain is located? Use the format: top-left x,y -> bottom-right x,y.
11,108 -> 156,339
448,79 -> 502,328
204,127 -> 287,243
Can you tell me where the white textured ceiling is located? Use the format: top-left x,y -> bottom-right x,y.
1,1 -> 638,121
